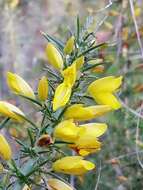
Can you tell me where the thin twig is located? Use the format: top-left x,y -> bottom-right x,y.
120,98 -> 143,119
135,104 -> 143,169
94,161 -> 102,190
129,0 -> 143,58
110,150 -> 143,160
94,15 -> 109,33
95,0 -> 113,13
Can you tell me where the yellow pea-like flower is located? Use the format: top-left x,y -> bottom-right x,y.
88,76 -> 123,110
73,56 -> 84,70
38,76 -> 48,101
53,82 -> 72,111
91,92 -> 121,110
45,43 -> 63,70
53,156 -> 95,175
73,136 -> 101,156
54,119 -> 79,142
62,63 -> 77,87
0,134 -> 12,160
48,178 -> 73,190
78,123 -> 108,138
64,36 -> 75,55
70,123 -> 107,156
0,101 -> 25,121
7,72 -> 35,99
88,76 -> 122,92
64,104 -> 111,121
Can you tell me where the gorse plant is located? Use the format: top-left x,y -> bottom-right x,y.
0,18 -> 123,190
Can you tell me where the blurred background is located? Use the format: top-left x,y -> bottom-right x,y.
0,0 -> 143,189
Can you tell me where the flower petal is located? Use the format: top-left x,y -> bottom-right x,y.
64,104 -> 94,121
48,178 -> 73,190
45,43 -> 63,70
64,104 -> 111,121
91,92 -> 121,110
62,64 -> 77,87
53,82 -> 72,111
64,36 -> 75,55
88,76 -> 123,93
38,76 -> 48,101
7,72 -> 35,99
0,134 -> 12,160
73,56 -> 84,70
54,120 -> 79,142
53,156 -> 95,175
78,123 -> 108,138
0,101 -> 25,121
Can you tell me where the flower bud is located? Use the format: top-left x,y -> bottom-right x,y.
45,43 -> 63,70
0,101 -> 25,122
0,134 -> 12,160
38,76 -> 48,101
48,178 -> 73,190
64,36 -> 75,55
37,134 -> 53,147
7,72 -> 35,99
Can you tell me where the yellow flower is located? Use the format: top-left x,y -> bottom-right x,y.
64,36 -> 75,55
73,136 -> 101,156
88,76 -> 123,110
88,76 -> 122,92
91,93 -> 122,110
48,178 -> 73,190
53,82 -> 72,111
54,120 -> 79,142
73,56 -> 84,70
53,156 -> 95,175
78,123 -> 108,138
64,104 -> 111,121
0,134 -> 12,160
71,123 -> 107,156
7,72 -> 35,99
38,76 -> 48,101
62,64 -> 77,87
45,43 -> 63,70
0,101 -> 25,121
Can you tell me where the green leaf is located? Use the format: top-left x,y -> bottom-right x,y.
13,112 -> 39,130
41,31 -> 64,51
27,128 -> 35,147
76,15 -> 80,44
15,139 -> 27,148
78,42 -> 107,57
82,62 -> 105,72
19,95 -> 42,107
0,117 -> 10,130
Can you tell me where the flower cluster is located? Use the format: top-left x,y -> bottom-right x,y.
0,20 -> 123,189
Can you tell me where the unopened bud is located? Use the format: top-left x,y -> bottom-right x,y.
37,134 -> 53,147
